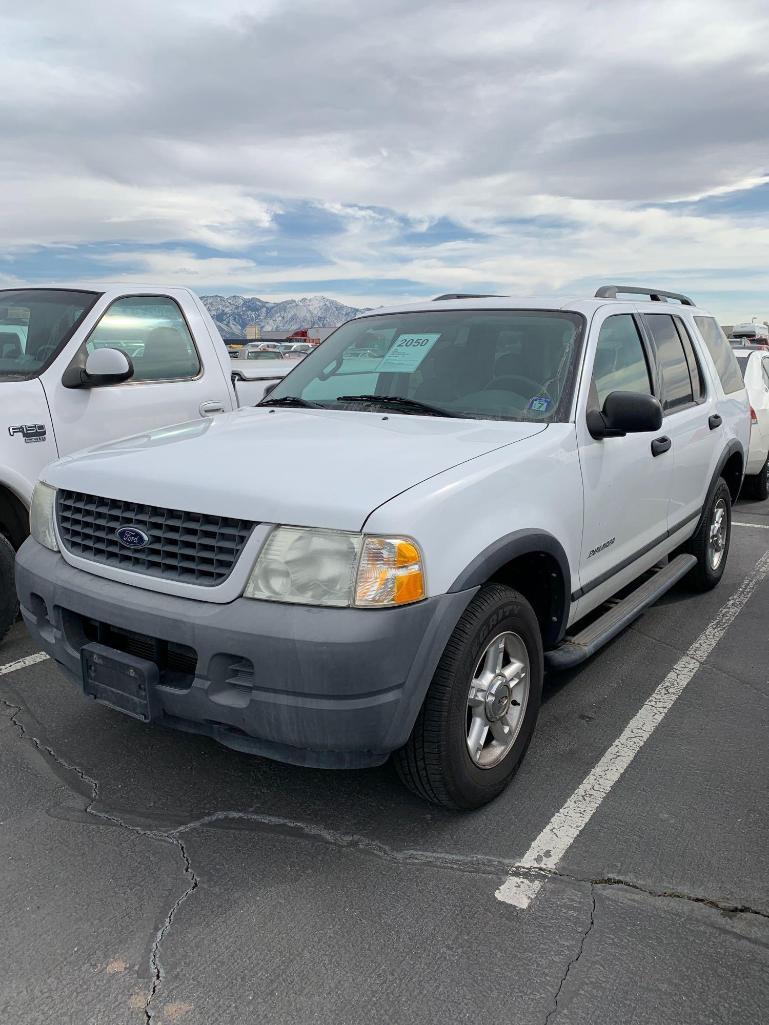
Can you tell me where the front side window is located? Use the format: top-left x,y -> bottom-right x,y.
645,314 -> 694,411
694,316 -> 744,395
591,315 -> 652,408
85,296 -> 200,382
0,289 -> 100,382
264,310 -> 585,422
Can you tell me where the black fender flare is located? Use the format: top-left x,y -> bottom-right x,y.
448,529 -> 572,645
692,440 -> 744,537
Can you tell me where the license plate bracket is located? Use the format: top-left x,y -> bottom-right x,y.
81,642 -> 158,722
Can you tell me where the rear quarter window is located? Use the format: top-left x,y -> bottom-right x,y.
694,316 -> 744,395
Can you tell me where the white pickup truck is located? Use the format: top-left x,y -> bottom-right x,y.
0,284 -> 290,641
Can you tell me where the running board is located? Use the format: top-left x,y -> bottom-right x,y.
545,553 -> 697,670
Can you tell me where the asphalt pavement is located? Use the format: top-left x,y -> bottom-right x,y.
2,495 -> 768,1024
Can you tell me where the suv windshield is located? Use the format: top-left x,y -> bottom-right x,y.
264,310 -> 585,421
0,289 -> 100,381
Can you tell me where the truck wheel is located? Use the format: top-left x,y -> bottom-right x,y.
684,478 -> 732,592
747,454 -> 769,501
0,533 -> 18,644
394,584 -> 543,810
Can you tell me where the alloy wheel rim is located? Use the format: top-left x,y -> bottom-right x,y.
466,631 -> 530,769
707,497 -> 728,571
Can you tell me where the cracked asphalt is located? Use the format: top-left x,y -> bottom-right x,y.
2,496 -> 769,1024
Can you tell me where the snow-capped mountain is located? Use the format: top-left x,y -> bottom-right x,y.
201,294 -> 364,337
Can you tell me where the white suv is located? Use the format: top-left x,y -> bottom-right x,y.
17,286 -> 749,808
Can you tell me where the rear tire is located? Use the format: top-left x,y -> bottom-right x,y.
684,478 -> 732,592
0,533 -> 18,645
394,584 -> 543,810
746,454 -> 769,500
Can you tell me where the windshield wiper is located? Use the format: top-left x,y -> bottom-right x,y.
258,395 -> 324,409
335,394 -> 458,418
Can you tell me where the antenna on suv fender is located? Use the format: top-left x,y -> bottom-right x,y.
595,285 -> 695,306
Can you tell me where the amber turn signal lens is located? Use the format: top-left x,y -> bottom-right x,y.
355,537 -> 425,607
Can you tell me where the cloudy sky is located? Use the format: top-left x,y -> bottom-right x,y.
2,0 -> 769,320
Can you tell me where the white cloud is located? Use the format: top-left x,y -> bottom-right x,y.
1,0 -> 769,320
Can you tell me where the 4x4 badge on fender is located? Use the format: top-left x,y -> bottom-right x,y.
9,424 -> 46,444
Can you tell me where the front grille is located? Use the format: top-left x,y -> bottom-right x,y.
57,490 -> 255,586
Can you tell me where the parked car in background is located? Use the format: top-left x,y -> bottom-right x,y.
230,358 -> 290,383
0,283 -> 291,643
732,345 -> 769,498
730,323 -> 769,349
17,284 -> 748,808
231,344 -> 285,361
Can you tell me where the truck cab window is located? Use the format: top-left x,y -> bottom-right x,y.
86,296 -> 201,382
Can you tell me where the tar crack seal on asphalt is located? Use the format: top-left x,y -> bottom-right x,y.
0,689 -> 198,1024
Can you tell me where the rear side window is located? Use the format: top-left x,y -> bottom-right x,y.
86,296 -> 201,382
591,315 -> 652,407
645,314 -> 694,411
648,313 -> 709,410
694,316 -> 744,395
674,318 -> 706,402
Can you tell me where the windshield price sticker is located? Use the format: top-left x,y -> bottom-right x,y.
376,333 -> 441,373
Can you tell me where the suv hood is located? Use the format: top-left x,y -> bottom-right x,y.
46,407 -> 547,531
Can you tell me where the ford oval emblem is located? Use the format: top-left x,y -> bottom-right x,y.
116,526 -> 150,549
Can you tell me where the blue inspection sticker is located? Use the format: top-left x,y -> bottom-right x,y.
527,395 -> 552,413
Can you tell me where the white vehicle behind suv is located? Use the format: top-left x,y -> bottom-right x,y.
0,284 -> 292,642
17,285 -> 749,808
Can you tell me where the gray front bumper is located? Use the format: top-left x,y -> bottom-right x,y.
16,539 -> 475,768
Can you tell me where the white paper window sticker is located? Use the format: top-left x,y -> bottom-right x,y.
376,333 -> 441,373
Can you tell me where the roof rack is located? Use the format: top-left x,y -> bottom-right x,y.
595,285 -> 695,306
432,293 -> 506,301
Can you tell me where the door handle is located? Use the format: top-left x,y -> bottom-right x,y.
708,414 -> 722,430
199,400 -> 225,416
651,436 -> 671,457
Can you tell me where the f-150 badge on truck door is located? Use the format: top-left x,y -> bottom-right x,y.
9,424 -> 46,444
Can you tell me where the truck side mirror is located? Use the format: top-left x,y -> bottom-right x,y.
62,347 -> 134,389
587,391 -> 663,439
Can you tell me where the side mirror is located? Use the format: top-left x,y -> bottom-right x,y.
84,347 -> 134,385
587,391 -> 662,439
63,347 -> 134,389
262,381 -> 279,397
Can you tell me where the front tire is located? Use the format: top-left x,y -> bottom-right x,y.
0,533 -> 18,645
394,584 -> 543,810
684,478 -> 732,591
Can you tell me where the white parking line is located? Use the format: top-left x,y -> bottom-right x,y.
0,652 -> 49,676
733,521 -> 769,529
496,549 -> 769,909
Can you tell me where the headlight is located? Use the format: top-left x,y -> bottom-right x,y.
30,482 -> 59,552
244,527 -> 425,608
